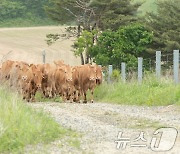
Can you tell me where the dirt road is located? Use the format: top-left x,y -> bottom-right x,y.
29,102 -> 180,154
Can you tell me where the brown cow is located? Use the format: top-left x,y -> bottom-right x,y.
72,66 -> 81,103
29,64 -> 44,101
54,64 -> 73,102
19,66 -> 34,102
0,60 -> 15,82
0,67 -> 1,79
94,64 -> 103,85
78,64 -> 97,103
42,63 -> 57,98
9,61 -> 28,89
54,60 -> 65,67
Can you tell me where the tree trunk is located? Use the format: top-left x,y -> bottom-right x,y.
78,24 -> 85,65
85,52 -> 89,64
80,53 -> 85,65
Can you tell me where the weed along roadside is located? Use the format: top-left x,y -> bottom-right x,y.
94,76 -> 180,106
0,87 -> 80,153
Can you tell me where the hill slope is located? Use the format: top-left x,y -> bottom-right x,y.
0,26 -> 81,65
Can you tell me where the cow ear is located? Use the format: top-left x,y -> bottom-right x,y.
58,67 -> 64,71
29,64 -> 33,67
72,67 -> 76,72
54,61 -> 58,65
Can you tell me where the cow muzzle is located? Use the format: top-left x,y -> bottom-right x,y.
37,84 -> 42,90
90,77 -> 95,81
67,78 -> 73,82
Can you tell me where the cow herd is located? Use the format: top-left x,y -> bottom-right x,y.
0,60 -> 103,103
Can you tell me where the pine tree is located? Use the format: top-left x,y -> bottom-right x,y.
89,0 -> 141,30
145,0 -> 180,53
45,0 -> 141,30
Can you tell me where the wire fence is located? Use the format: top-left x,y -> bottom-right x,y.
106,50 -> 179,84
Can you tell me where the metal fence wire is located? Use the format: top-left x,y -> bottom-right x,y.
104,50 -> 179,84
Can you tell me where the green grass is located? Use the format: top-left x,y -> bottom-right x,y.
0,18 -> 58,28
66,130 -> 81,149
35,92 -> 62,103
129,118 -> 165,129
117,115 -> 165,129
0,87 -> 78,153
94,74 -> 180,106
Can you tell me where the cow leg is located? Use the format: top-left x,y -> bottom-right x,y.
73,91 -> 76,102
52,83 -> 56,98
66,91 -> 70,101
73,90 -> 79,103
90,88 -> 94,103
25,91 -> 31,103
83,91 -> 87,103
77,90 -> 81,103
62,91 -> 67,102
69,94 -> 73,103
31,88 -> 37,102
48,86 -> 53,98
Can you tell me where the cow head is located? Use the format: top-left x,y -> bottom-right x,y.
30,65 -> 43,90
89,65 -> 96,81
95,65 -> 102,85
63,65 -> 73,83
33,70 -> 43,90
22,75 -> 28,81
54,60 -> 65,66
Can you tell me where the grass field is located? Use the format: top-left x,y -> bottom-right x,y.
0,26 -> 80,66
0,86 -> 80,153
0,18 -> 58,28
94,74 -> 180,106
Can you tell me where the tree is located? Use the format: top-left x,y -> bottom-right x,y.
45,0 -> 96,64
45,0 -> 141,64
73,30 -> 98,64
89,24 -> 153,69
89,0 -> 141,30
145,0 -> 180,53
0,0 -> 25,20
0,0 -> 50,22
45,0 -> 95,29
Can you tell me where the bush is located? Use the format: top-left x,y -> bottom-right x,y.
111,69 -> 120,82
90,24 -> 153,69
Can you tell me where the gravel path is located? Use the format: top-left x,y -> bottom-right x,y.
29,102 -> 180,154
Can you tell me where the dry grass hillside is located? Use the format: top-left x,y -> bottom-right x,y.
0,26 -> 81,65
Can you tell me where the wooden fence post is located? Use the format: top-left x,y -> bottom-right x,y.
138,57 -> 143,84
121,62 -> 126,82
42,50 -> 46,64
108,65 -> 113,83
156,51 -> 161,79
173,50 -> 179,84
